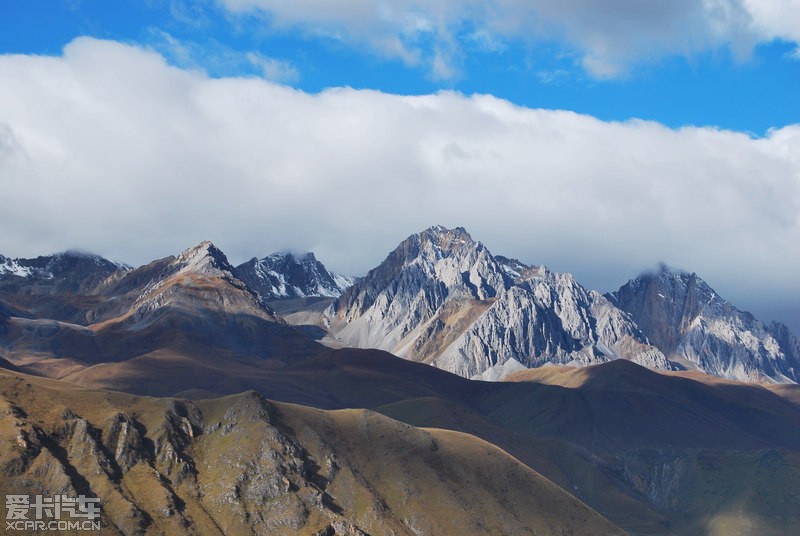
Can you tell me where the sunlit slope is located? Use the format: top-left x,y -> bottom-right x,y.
0,367 -> 622,535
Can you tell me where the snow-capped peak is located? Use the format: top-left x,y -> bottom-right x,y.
0,250 -> 129,281
0,255 -> 34,277
233,250 -> 355,301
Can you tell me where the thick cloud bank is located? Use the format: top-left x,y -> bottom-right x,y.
0,38 -> 798,329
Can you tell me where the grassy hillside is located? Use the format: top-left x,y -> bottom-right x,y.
0,367 -> 623,535
5,343 -> 800,535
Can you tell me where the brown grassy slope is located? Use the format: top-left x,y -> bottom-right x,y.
372,394 -> 673,534
358,359 -> 800,536
498,359 -> 800,450
6,323 -> 800,536
61,348 -> 800,535
0,367 -> 623,536
54,345 -> 800,452
766,383 -> 800,407
5,263 -> 800,536
492,361 -> 800,536
59,346 -> 477,408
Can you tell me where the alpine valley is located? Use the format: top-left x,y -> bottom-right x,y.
1,226 -> 799,536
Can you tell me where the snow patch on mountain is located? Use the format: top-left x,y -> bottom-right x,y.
0,255 -> 33,277
0,251 -> 129,280
234,251 -> 355,302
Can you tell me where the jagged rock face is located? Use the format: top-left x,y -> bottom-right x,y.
434,270 -> 670,378
234,252 -> 354,301
329,226 -> 667,379
609,265 -> 800,383
330,226 -> 508,352
770,321 -> 800,369
175,240 -> 237,277
609,266 -> 717,355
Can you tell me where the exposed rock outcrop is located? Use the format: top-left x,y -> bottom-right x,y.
328,226 -> 668,379
609,264 -> 800,383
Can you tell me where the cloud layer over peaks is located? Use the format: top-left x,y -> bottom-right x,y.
220,0 -> 800,78
0,37 -> 798,329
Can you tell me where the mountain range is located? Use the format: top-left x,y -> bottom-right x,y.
1,228 -> 800,534
323,226 -> 668,381
316,226 -> 797,384
1,227 -> 797,386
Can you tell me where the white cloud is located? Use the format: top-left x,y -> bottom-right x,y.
146,29 -> 299,82
175,0 -> 215,27
0,37 -> 798,330
246,52 -> 300,83
217,0 -> 800,78
743,0 -> 800,43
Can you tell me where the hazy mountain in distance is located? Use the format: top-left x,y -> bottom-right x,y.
608,264 -> 800,383
0,250 -> 129,283
0,241 -> 319,380
0,250 -> 130,323
234,252 -> 355,302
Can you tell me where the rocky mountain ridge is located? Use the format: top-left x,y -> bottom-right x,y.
327,226 -> 670,380
2,231 -> 797,384
234,251 -> 355,302
0,250 -> 129,280
2,239 -> 800,534
0,241 -> 318,380
609,264 -> 800,383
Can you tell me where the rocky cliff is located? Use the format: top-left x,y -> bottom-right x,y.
328,226 -> 668,379
609,264 -> 800,382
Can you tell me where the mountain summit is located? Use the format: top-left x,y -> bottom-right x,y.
328,226 -> 668,379
174,240 -> 237,277
608,264 -> 800,382
0,250 -> 128,293
234,251 -> 354,302
0,240 -> 316,382
3,235 -> 795,385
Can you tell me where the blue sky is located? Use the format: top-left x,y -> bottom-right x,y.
1,0 -> 797,134
0,0 -> 799,332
